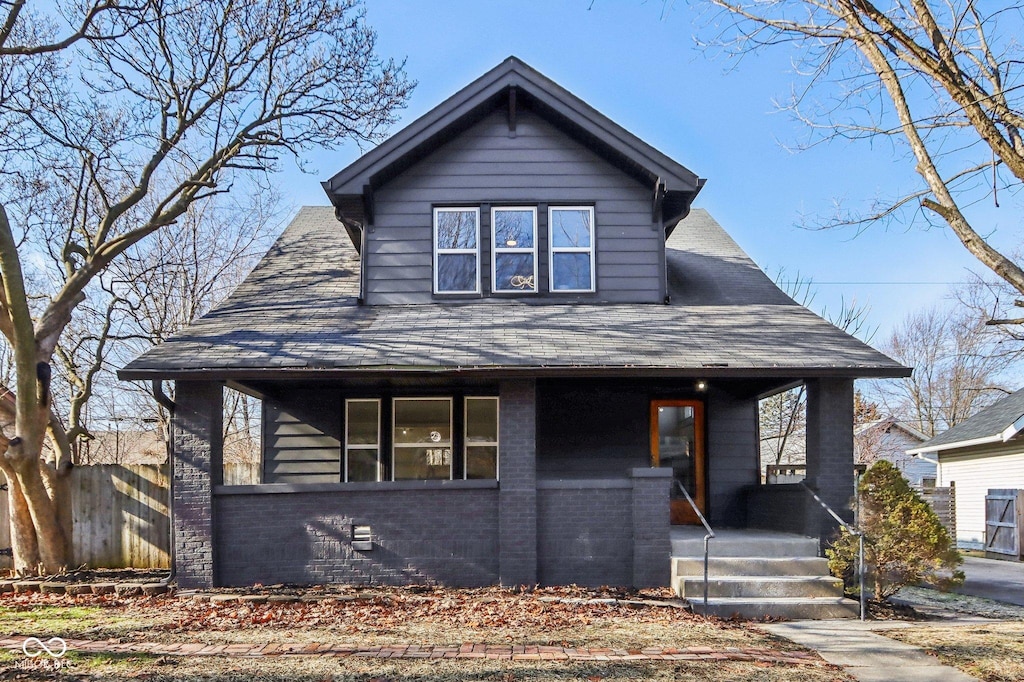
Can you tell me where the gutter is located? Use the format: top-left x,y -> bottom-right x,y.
151,380 -> 177,586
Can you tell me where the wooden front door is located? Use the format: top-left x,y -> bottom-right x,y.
650,400 -> 706,525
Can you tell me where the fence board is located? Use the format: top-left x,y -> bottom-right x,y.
985,489 -> 1023,559
919,484 -> 956,539
1,464 -> 172,571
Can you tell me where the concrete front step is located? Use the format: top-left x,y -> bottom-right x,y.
677,575 -> 844,599
671,532 -> 819,559
672,556 -> 831,580
691,596 -> 860,620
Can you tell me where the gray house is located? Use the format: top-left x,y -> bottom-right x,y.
121,58 -> 907,612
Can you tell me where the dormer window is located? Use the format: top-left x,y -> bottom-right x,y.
549,206 -> 595,292
492,207 -> 537,293
433,207 -> 480,294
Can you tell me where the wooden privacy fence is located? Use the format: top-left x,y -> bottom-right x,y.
919,483 -> 956,539
0,462 -> 260,571
985,489 -> 1024,559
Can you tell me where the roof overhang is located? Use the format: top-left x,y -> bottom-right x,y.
321,56 -> 704,233
907,412 -> 1024,455
119,364 -> 911,382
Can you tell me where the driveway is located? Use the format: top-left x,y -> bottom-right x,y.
953,556 -> 1024,606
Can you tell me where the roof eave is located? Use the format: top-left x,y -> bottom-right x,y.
907,434 -> 1003,455
118,364 -> 912,382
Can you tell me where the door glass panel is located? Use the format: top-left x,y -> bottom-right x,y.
656,405 -> 697,503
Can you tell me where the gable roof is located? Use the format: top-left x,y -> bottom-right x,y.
118,206 -> 909,381
908,388 -> 1024,455
322,56 -> 704,232
855,419 -> 928,442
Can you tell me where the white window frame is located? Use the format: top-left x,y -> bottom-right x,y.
344,399 -> 381,483
433,207 -> 481,294
464,396 -> 500,480
491,207 -> 538,294
548,206 -> 596,293
392,397 -> 454,481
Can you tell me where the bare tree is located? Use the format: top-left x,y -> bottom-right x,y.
0,0 -> 411,574
694,1 -> 1024,325
871,305 -> 1015,437
54,188 -> 283,465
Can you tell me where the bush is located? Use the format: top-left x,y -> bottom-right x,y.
826,460 -> 964,600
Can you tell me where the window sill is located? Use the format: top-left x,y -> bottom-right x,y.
214,479 -> 499,496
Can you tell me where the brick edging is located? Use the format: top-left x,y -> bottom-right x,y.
0,637 -> 823,665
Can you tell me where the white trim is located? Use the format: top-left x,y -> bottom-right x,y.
433,207 -> 481,294
1000,413 -> 1024,442
548,206 -> 595,293
464,396 -> 499,480
392,397 -> 454,480
907,434 -> 1003,456
344,398 -> 381,483
491,207 -> 537,293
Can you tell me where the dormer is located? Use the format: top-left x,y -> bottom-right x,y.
322,57 -> 705,305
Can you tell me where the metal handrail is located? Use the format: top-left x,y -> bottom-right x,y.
799,481 -> 866,621
675,481 -> 715,609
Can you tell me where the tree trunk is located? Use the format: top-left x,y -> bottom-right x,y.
8,440 -> 68,573
0,461 -> 40,575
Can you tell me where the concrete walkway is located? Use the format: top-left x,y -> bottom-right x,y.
762,619 -> 983,682
954,556 -> 1024,606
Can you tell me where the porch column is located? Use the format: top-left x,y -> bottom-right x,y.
172,381 -> 223,589
804,378 -> 855,540
498,379 -> 537,586
631,467 -> 672,587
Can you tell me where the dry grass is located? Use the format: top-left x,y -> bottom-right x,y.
0,587 -> 856,681
886,622 -> 1024,682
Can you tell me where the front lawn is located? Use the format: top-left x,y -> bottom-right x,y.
0,586 -> 852,681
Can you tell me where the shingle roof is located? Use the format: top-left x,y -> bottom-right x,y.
118,206 -> 908,379
909,387 -> 1024,454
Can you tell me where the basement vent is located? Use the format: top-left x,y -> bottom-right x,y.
352,525 -> 373,551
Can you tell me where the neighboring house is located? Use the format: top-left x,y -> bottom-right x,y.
855,419 -> 932,487
909,388 -> 1024,550
119,57 -> 907,591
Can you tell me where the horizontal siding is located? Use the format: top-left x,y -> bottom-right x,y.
263,402 -> 341,484
367,109 -> 662,305
937,443 -> 1024,547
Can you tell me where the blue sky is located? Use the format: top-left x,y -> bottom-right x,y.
276,0 -> 1021,341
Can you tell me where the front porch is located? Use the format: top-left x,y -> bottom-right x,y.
170,375 -> 859,594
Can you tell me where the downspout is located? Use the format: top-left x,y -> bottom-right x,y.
151,380 -> 177,585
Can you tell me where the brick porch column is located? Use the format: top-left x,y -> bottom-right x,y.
804,378 -> 855,541
631,467 -> 672,588
498,379 -> 537,586
172,381 -> 223,589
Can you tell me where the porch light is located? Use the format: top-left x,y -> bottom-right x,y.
695,380 -> 708,392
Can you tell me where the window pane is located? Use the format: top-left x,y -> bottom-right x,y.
394,399 -> 451,445
466,446 -> 497,480
494,253 -> 535,292
466,398 -> 498,443
551,209 -> 592,248
552,252 -> 592,291
394,446 -> 451,480
437,254 -> 476,292
348,449 -> 380,482
346,401 -> 378,445
494,210 -> 534,248
436,210 -> 477,249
